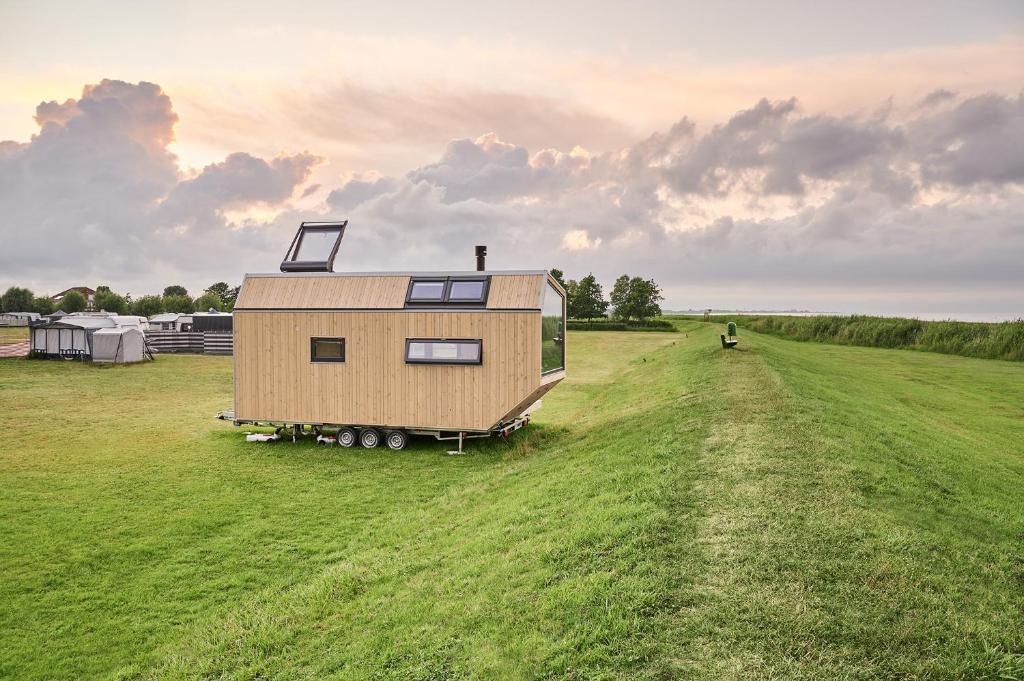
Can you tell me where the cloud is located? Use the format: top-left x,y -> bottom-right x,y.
0,80 -> 317,292
1,80 -> 1022,313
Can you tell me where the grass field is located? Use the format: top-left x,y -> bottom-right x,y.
0,326 -> 28,344
1,324 -> 1022,679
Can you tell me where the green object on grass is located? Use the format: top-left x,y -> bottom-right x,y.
727,321 -> 737,338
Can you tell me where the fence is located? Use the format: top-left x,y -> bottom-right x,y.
145,331 -> 233,355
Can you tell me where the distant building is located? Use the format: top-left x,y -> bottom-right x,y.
148,312 -> 192,331
52,287 -> 96,309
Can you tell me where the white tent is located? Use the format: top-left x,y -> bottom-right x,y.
92,327 -> 146,364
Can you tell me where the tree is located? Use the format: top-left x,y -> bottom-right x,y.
609,275 -> 631,321
568,273 -> 608,321
132,295 -> 164,317
94,288 -> 129,314
162,294 -> 194,313
563,279 -> 579,316
193,293 -> 223,312
549,269 -> 567,290
1,286 -> 34,312
31,296 -> 55,316
61,290 -> 87,313
163,285 -> 188,297
610,275 -> 663,322
204,282 -> 240,310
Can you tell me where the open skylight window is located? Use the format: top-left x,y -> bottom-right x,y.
280,221 -> 347,272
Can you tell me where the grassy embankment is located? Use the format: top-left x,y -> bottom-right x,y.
677,314 -> 1024,361
0,323 -> 1022,678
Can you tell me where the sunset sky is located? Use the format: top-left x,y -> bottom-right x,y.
1,1 -> 1022,316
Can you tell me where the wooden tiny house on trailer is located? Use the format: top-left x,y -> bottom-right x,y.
227,222 -> 566,449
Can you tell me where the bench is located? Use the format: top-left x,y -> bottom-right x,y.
721,334 -> 738,349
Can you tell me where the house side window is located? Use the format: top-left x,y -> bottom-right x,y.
311,337 -> 345,363
405,277 -> 490,306
405,339 -> 482,365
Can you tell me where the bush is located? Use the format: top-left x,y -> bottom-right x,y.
567,319 -> 675,332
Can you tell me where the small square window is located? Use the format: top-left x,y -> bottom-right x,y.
311,337 -> 345,363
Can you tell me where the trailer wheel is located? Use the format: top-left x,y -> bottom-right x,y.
385,430 -> 408,450
336,427 -> 356,448
359,428 -> 381,449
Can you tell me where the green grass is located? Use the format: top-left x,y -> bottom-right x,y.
676,314 -> 1024,361
1,323 -> 1021,679
0,326 -> 28,344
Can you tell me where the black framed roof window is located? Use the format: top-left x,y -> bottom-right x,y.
405,276 -> 490,307
280,221 -> 347,272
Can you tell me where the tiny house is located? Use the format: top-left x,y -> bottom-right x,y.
229,221 -> 566,449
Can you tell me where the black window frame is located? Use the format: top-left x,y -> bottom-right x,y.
405,277 -> 448,303
310,336 -> 346,363
280,221 -> 348,273
404,338 -> 483,365
405,276 -> 491,307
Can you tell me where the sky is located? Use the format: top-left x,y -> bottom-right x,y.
1,1 -> 1022,316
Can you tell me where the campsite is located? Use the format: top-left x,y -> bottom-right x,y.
1,321 -> 1022,678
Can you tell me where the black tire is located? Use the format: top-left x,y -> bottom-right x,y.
359,428 -> 381,449
336,427 -> 356,448
385,430 -> 408,450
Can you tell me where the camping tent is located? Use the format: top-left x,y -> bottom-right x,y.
30,321 -> 93,358
91,327 -> 146,363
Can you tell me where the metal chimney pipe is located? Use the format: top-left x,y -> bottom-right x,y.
475,245 -> 487,271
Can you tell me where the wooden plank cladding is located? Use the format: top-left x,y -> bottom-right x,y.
234,309 -> 544,432
236,272 -> 546,311
486,274 -> 544,310
236,275 -> 409,310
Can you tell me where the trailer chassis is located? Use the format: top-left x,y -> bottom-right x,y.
215,411 -> 530,452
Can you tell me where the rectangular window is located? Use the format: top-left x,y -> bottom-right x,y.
311,337 -> 345,362
408,279 -> 446,302
406,276 -> 490,306
405,339 -> 482,365
541,279 -> 565,374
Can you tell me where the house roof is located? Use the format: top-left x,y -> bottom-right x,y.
234,271 -> 553,311
52,286 -> 95,299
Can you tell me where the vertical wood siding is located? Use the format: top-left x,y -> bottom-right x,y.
234,311 -> 542,431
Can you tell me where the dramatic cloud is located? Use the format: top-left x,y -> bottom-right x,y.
1,80 -> 1022,314
0,80 -> 319,289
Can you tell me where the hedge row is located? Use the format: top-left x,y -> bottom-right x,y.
698,315 -> 1024,361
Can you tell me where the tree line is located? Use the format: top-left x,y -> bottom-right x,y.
550,270 -> 664,322
0,283 -> 240,316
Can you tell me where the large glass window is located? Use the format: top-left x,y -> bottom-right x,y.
405,339 -> 482,365
541,280 -> 565,374
311,337 -> 345,362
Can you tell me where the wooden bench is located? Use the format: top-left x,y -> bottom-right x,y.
721,334 -> 738,349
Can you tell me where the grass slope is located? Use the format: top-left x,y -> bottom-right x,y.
1,324 -> 1021,679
